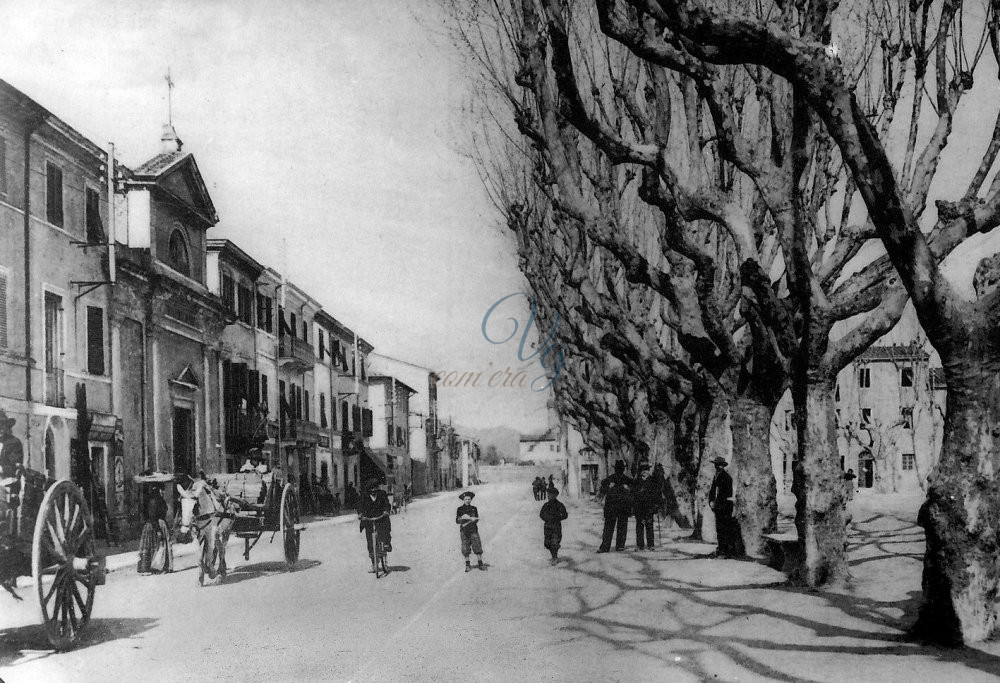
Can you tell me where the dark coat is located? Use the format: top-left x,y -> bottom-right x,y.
539,499 -> 568,527
456,503 -> 480,535
633,476 -> 663,517
0,432 -> 24,478
358,490 -> 391,531
709,469 -> 734,517
600,472 -> 633,516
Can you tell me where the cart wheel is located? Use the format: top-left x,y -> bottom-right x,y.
31,480 -> 98,650
280,484 -> 300,569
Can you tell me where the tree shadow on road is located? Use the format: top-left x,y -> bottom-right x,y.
0,617 -> 157,668
221,559 -> 321,585
556,502 -> 1000,680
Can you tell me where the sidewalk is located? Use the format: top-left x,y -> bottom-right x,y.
15,489 -> 451,586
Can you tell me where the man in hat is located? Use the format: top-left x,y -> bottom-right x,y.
456,491 -> 486,572
708,457 -> 744,558
633,464 -> 662,550
358,478 -> 392,568
0,410 -> 23,483
597,460 -> 633,552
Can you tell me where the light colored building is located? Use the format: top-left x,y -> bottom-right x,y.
367,375 -> 415,491
770,341 -> 946,494
519,431 -> 562,464
0,79 -> 119,522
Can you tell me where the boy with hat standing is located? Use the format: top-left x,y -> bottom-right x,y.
456,491 -> 486,572
539,485 -> 568,565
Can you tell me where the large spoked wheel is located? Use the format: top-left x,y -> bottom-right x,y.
31,480 -> 98,651
280,484 -> 300,570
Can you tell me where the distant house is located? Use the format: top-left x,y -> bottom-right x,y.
519,431 -> 562,464
771,341 -> 946,494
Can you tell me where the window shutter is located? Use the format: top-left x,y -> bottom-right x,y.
260,374 -> 269,411
46,163 -> 63,226
85,188 -> 105,244
0,270 -> 7,348
86,306 -> 105,375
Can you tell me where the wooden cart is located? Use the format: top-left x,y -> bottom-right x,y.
210,469 -> 303,570
1,469 -> 105,650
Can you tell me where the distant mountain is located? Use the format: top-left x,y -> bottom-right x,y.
453,424 -> 522,462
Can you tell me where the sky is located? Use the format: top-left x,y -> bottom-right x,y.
0,0 -> 554,433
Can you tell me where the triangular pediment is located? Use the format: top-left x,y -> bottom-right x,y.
133,152 -> 218,225
171,364 -> 201,390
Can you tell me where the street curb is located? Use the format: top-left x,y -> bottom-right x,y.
14,491 -> 447,587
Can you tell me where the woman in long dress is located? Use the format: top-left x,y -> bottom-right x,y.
137,483 -> 173,574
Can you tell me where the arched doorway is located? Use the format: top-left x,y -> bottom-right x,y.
859,450 -> 875,488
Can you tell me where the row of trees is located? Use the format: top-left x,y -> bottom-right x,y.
442,0 -> 1000,645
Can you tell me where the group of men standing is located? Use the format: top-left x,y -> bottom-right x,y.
597,456 -> 743,558
597,460 -> 665,552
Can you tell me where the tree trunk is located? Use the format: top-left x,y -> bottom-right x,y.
731,397 -> 778,557
914,362 -> 1000,645
791,379 -> 848,586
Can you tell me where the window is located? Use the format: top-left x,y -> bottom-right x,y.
341,402 -> 349,432
320,393 -> 327,428
318,330 -> 325,360
168,229 -> 190,276
388,424 -> 394,446
302,320 -> 308,340
352,405 -> 361,433
260,374 -> 269,412
396,426 -> 403,446
221,273 -> 235,311
86,306 -> 105,375
237,284 -> 253,325
861,408 -> 872,425
290,313 -> 297,339
901,407 -> 913,430
85,187 -> 105,244
363,408 -> 372,437
304,390 -> 310,421
858,367 -> 871,388
901,366 -> 914,387
0,268 -> 7,348
46,162 -> 63,226
257,293 -> 273,332
902,453 -> 915,471
784,410 -> 792,431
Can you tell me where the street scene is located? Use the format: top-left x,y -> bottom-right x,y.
5,0 -> 1000,680
3,483 -> 998,683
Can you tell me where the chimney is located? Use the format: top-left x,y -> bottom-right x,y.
160,123 -> 183,154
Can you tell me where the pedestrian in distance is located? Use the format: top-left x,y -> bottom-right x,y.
539,485 -> 568,565
708,457 -> 744,558
597,460 -> 633,553
844,468 -> 857,500
633,464 -> 662,550
456,491 -> 486,572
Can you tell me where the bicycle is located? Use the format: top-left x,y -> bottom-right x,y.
360,514 -> 389,578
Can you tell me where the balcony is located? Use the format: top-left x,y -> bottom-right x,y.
224,405 -> 268,453
292,419 -> 321,444
278,335 -> 316,371
44,368 -> 65,408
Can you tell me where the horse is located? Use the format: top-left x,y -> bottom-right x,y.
176,479 -> 240,585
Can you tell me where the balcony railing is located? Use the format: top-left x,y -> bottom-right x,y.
224,405 -> 268,453
292,419 -> 321,444
278,335 -> 316,370
44,368 -> 65,408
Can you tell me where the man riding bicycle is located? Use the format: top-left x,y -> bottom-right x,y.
358,478 -> 392,567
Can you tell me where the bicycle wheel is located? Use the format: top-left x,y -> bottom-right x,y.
375,538 -> 388,578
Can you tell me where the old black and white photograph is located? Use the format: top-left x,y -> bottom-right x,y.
3,0 -> 1000,681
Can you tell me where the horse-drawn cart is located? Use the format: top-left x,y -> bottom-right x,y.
1,469 -> 105,649
177,467 -> 303,585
